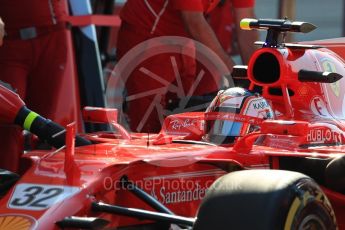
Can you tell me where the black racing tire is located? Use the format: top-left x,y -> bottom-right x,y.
193,170 -> 337,230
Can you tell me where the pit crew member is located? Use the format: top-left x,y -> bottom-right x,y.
208,0 -> 258,63
0,0 -> 68,171
117,0 -> 256,133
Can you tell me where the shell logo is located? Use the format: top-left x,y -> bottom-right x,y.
0,215 -> 36,230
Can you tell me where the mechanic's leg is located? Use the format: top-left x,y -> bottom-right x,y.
125,59 -> 166,133
125,54 -> 181,133
125,94 -> 163,133
26,29 -> 68,124
0,39 -> 30,98
0,39 -> 31,172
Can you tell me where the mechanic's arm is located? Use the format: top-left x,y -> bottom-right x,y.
0,17 -> 4,46
233,7 -> 259,64
181,11 -> 235,74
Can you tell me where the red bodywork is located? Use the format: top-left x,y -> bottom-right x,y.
1,15 -> 345,229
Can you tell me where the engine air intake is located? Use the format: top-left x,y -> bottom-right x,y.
252,52 -> 280,84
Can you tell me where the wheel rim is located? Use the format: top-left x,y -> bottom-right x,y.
298,214 -> 327,230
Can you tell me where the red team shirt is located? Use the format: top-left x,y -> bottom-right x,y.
118,0 -> 255,58
120,0 -> 254,37
0,0 -> 66,29
0,0 -> 69,172
208,0 -> 255,53
120,0 -> 220,37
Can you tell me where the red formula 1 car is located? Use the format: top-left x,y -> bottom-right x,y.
0,18 -> 345,230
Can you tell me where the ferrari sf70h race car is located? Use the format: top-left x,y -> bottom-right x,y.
0,18 -> 345,230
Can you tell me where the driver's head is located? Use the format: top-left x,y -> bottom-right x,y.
204,87 -> 274,145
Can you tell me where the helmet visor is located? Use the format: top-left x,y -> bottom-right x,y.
208,120 -> 243,137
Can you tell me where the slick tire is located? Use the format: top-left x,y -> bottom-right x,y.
194,170 -> 337,230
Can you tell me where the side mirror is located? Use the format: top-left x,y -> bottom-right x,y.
261,120 -> 309,136
82,107 -> 118,124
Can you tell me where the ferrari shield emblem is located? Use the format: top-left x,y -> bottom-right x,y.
322,60 -> 339,97
330,82 -> 340,97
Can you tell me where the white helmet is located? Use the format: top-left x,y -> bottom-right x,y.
204,87 -> 274,145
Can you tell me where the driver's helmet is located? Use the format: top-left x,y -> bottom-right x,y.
204,87 -> 274,145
